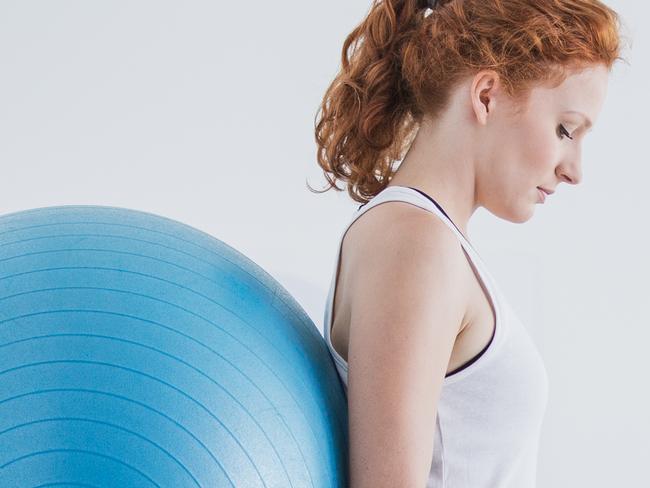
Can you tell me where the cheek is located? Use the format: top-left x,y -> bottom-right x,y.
516,125 -> 557,177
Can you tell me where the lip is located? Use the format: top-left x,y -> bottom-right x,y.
538,187 -> 555,195
537,188 -> 546,203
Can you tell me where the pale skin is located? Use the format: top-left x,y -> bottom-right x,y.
331,64 -> 610,487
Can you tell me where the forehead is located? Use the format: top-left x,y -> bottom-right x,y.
529,64 -> 609,114
554,65 -> 608,102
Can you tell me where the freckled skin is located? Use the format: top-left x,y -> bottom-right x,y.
388,63 -> 610,228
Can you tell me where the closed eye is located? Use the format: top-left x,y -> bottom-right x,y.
557,124 -> 573,140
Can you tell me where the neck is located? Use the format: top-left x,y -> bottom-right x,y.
387,121 -> 482,240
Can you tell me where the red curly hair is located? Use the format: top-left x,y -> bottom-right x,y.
310,0 -> 627,204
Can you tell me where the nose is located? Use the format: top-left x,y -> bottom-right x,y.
556,150 -> 583,185
558,170 -> 580,185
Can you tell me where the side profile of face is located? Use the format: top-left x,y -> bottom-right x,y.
473,63 -> 610,223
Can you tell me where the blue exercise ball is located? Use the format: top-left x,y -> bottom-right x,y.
0,205 -> 348,487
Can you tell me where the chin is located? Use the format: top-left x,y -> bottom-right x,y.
486,201 -> 535,224
513,211 -> 534,224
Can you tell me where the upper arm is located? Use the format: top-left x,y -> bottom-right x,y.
345,208 -> 468,488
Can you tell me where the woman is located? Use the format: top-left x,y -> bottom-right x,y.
311,0 -> 625,486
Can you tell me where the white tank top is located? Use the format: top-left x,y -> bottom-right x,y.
323,185 -> 549,488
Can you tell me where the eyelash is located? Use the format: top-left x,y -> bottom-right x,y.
557,124 -> 573,140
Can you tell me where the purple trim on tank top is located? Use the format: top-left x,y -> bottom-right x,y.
405,186 -> 477,247
445,333 -> 494,377
407,186 -> 496,377
406,186 -> 496,377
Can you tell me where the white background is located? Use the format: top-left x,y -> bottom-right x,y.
0,1 -> 647,485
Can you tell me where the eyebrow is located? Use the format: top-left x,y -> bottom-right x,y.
563,110 -> 593,130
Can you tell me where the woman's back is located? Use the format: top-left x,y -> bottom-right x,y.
323,185 -> 549,487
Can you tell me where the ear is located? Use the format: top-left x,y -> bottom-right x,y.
470,70 -> 501,126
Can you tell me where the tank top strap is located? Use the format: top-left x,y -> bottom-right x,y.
354,184 -> 506,333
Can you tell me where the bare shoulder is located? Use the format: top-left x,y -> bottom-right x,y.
341,199 -> 471,332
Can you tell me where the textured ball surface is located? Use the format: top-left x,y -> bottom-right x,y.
0,205 -> 348,487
